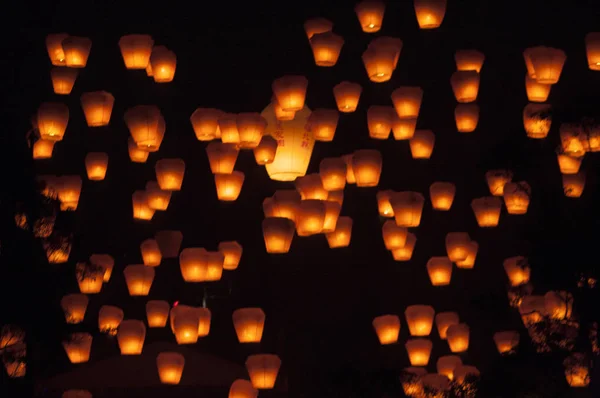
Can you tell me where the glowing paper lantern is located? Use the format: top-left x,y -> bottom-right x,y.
405,339 -> 432,366
190,108 -> 223,141
367,105 -> 393,139
544,291 -> 573,320
342,154 -> 356,184
308,108 -> 339,142
493,331 -> 520,354
118,34 -> 154,69
526,46 -> 567,84
123,265 -> 155,296
351,149 -> 382,187
392,116 -> 417,140
124,105 -> 165,151
377,190 -> 395,217
429,182 -> 455,210
369,36 -> 403,68
128,137 -> 150,163
503,182 -> 531,215
146,181 -> 171,211
155,230 -> 183,258
33,139 -> 55,159
525,75 -> 551,102
304,17 -> 333,39
327,190 -> 344,205
215,172 -> 245,201
372,315 -> 400,345
585,32 -> 600,70
51,67 -> 78,95
562,173 -> 585,198
140,239 -> 162,266
155,158 -> 185,191
237,113 -> 267,148
63,333 -> 92,363
173,309 -> 200,344
245,354 -> 281,389
390,191 -> 425,227
272,75 -> 308,112
150,45 -> 176,83
54,175 -> 83,210
405,305 -> 435,336
271,190 -> 301,221
455,241 -> 478,269
426,257 -> 453,286
206,141 -> 239,174
450,71 -> 480,103
296,200 -> 326,236
218,113 -> 240,144
90,254 -> 114,282
454,104 -> 479,133
557,153 -> 582,174
322,200 -> 341,233
437,355 -> 463,380
523,103 -> 551,139
98,305 -> 124,335
325,216 -> 352,248
117,320 -> 146,355
37,102 -> 69,141
455,49 -> 485,72
146,300 -> 170,328
409,130 -> 435,159
46,33 -> 68,65
435,312 -> 459,339
319,157 -> 347,191
486,169 -> 513,196
471,197 -> 502,227
295,174 -> 328,200
445,232 -> 471,262
132,191 -> 155,221
219,241 -> 243,270
157,352 -> 185,384
310,32 -> 344,67
229,379 -> 259,398
382,221 -> 408,250
80,91 -> 114,127
262,217 -> 295,253
274,102 -> 295,121
76,263 -> 103,294
414,0 -> 447,29
61,294 -> 89,324
503,256 -> 530,286
232,308 -> 266,343
85,152 -> 108,181
179,248 -> 224,282
333,81 -> 362,112
355,0 -> 385,33
391,87 -> 423,119
446,324 -> 470,352
362,45 -> 395,82
62,36 -> 92,68
254,135 -> 278,165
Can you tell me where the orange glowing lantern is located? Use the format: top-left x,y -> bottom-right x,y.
76,262 -> 103,294
215,172 -> 245,201
454,104 -> 479,133
391,87 -> 423,119
150,46 -> 176,83
219,241 -> 243,271
271,190 -> 301,221
117,320 -> 146,355
296,199 -> 326,236
272,75 -> 308,112
523,103 -> 552,139
326,216 -> 352,248
355,0 -> 385,33
454,365 -> 480,385
451,71 -> 480,103
437,356 -> 463,380
503,182 -> 531,215
557,153 -> 582,174
173,309 -> 200,344
310,32 -> 344,67
229,379 -> 259,398
323,200 -> 342,233
429,182 -> 455,210
526,46 -> 567,84
351,149 -> 382,187
486,169 -> 513,196
33,139 -> 55,159
401,367 -> 427,397
98,305 -> 124,335
333,81 -> 362,113
390,191 -> 425,227
80,91 -> 114,127
519,295 -> 546,326
262,217 -> 295,253
295,174 -> 329,200
414,0 -> 447,29
525,75 -> 551,102
585,32 -> 600,70
493,331 -> 520,354
63,333 -> 92,363
132,191 -> 155,220
190,108 -> 223,141
308,108 -> 339,142
246,354 -> 281,389
362,45 -> 395,82
179,248 -> 224,283
146,300 -> 170,328
237,113 -> 266,148
140,239 -> 162,267
405,339 -> 432,366
559,124 -> 587,156
503,256 -> 530,286
206,142 -> 239,174
455,49 -> 485,72
327,190 -> 344,205
372,315 -> 400,345
61,294 -> 89,324
55,175 -> 83,210
563,173 -> 585,198
218,113 -> 240,144
564,354 -> 590,387
233,308 -> 266,343
123,265 -> 155,296
382,220 -> 408,250
90,254 -> 114,282
445,232 -> 471,262
62,36 -> 92,68
146,181 -> 171,211
46,33 -> 68,65
342,154 -> 356,184
51,67 -> 78,95
369,36 -> 403,69
446,324 -> 470,352
319,157 -> 347,191
274,102 -> 296,121
124,105 -> 165,151
377,190 -> 395,217
303,17 -> 333,39
455,241 -> 478,269
254,135 -> 278,165
471,197 -> 502,227
392,115 -> 417,140
409,129 -> 435,159
367,105 -> 393,139
435,312 -> 459,340
155,158 -> 185,191
85,152 -> 108,181
405,305 -> 435,336
37,102 -> 69,141
128,137 -> 150,163
544,291 -> 573,320
427,257 -> 453,286
157,352 -> 185,384
118,34 -> 154,69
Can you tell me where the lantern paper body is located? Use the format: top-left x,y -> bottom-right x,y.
262,103 -> 314,181
557,153 -> 582,174
322,201 -> 342,233
123,265 -> 155,296
33,139 -> 55,159
296,200 -> 326,236
46,33 -> 68,65
544,291 -> 573,320
390,192 -> 425,227
308,109 -> 339,142
455,241 -> 478,269
180,248 -> 224,282
146,181 -> 171,211
351,149 -> 382,187
37,102 -> 69,141
147,300 -> 170,327
525,75 -> 551,102
486,169 -> 513,196
414,0 -> 447,29
174,309 -> 200,344
150,46 -> 176,83
392,116 -> 417,140
155,230 -> 183,258
263,217 -> 295,253
429,182 -> 456,210
206,142 -> 239,174
320,157 -> 347,191
453,365 -> 480,385
270,190 -> 301,221
63,333 -> 92,363
382,221 -> 408,250
445,232 -> 471,262
90,254 -> 114,282
355,0 -> 385,33
85,152 -> 108,180
391,87 -> 423,119
523,103 -> 552,139
157,352 -> 185,384
296,174 -> 328,200
62,36 -> 92,68
132,191 -> 155,221
471,197 -> 502,227
118,34 -> 154,69
128,138 -> 150,163
327,190 -> 344,205
333,81 -> 362,112
274,102 -> 295,121
455,50 -> 485,72
435,312 -> 459,339
342,154 -> 356,184
98,305 -> 124,335
427,257 -> 453,286
3,344 -> 26,378
304,17 -> 333,39
446,324 -> 470,352
409,130 -> 435,159
51,67 -> 78,95
585,33 -> 600,70
219,241 -> 243,270
391,232 -> 417,261
362,46 -> 395,82
55,175 -> 83,211
405,305 -> 435,336
451,71 -> 480,103
526,46 -> 567,84
437,355 -> 463,380
76,263 -> 103,294
367,106 -> 392,140
369,36 -> 403,69
215,172 -> 244,201
372,315 -> 400,345
272,75 -> 308,112
254,135 -> 278,165
156,158 -> 185,191
218,113 -> 240,144
310,32 -> 344,67
237,113 -> 267,148
454,104 -> 479,133
503,182 -> 531,215
61,294 -> 89,324
190,108 -> 222,141
401,367 -> 427,396
245,354 -> 281,389
559,124 -> 587,156
117,320 -> 146,355
229,379 -> 259,398
326,216 -> 352,248
80,91 -> 114,127
124,105 -> 165,151
405,339 -> 433,366
563,173 -> 585,198
233,308 -> 266,343
493,331 -> 520,354
503,256 -> 530,286
564,355 -> 590,387
377,190 -> 395,217
141,239 -> 162,266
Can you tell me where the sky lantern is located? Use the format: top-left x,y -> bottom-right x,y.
146,181 -> 171,211
382,220 -> 408,250
63,391 -> 92,398
140,238 -> 162,266
180,248 -> 208,282
262,103 -> 314,181
362,45 -> 395,82
322,200 -> 342,233
446,324 -> 470,352
369,36 -> 403,69
155,158 -> 185,191
308,108 -> 339,142
46,33 -> 68,65
62,36 -> 92,68
85,152 -> 109,180
391,87 -> 423,119
296,199 -> 326,236
219,241 -> 243,270
157,352 -> 185,384
405,305 -> 435,336
123,265 -> 155,296
585,32 -> 600,70
455,241 -> 478,269
118,34 -> 154,69
333,81 -> 362,113
218,113 -> 240,144
525,75 -> 551,102
503,256 -> 530,286
98,305 -> 124,336
262,217 -> 295,253
326,216 -> 352,248
409,129 -> 435,159
392,115 -> 417,140
149,45 -> 176,82
526,46 -> 567,84
55,175 -> 83,211
37,102 -> 69,141
76,262 -> 104,294
523,103 -> 551,139
564,354 -> 590,387
372,315 -> 400,345
435,311 -> 459,339
327,190 -> 344,205
132,191 -> 155,221
560,124 -> 587,155
544,291 -> 573,320
303,17 -> 333,39
295,174 -> 328,200
377,190 -> 395,217
271,190 -> 301,221
128,137 -> 150,163
310,32 -> 344,67
229,379 -> 258,398
63,333 -> 92,363
471,197 -> 502,227
237,112 -> 267,148
450,70 -> 480,103
522,47 -> 537,78
503,182 -> 531,214
274,101 -> 296,121
454,365 -> 480,385
486,169 -> 513,196
454,104 -> 479,132
80,91 -> 114,127
61,294 -> 89,324
445,232 -> 471,262
427,257 -> 453,286
493,331 -> 520,354
429,182 -> 455,210
215,171 -> 245,201
197,307 -> 212,337
342,154 -> 356,184
401,367 -> 427,397
354,0 -> 385,32
124,105 -> 165,151
254,135 -> 278,165
33,139 -> 55,159
174,308 -> 200,344
155,230 -> 183,258
245,354 -> 281,389
272,75 -> 308,112
51,67 -> 78,95
90,254 -> 114,282
43,234 -> 69,261
351,149 -> 382,187
455,50 -> 485,72
414,0 -> 447,29
206,141 -> 239,174
190,108 -> 223,141
557,152 -> 582,174
437,355 -> 463,380
405,339 -> 432,366
390,191 -> 425,227
146,300 -> 170,328
519,295 -> 546,326
367,105 -> 393,139
232,308 -> 266,343
117,320 -> 146,355
319,157 -> 347,191
562,173 -> 585,198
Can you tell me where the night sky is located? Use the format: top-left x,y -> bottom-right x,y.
4,0 -> 600,397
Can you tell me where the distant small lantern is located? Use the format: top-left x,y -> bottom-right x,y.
117,320 -> 146,355
405,339 -> 432,366
271,190 -> 301,221
362,46 -> 395,82
146,300 -> 170,328
493,331 -> 520,354
179,248 -> 224,282
523,103 -> 552,139
427,257 -> 453,286
446,323 -> 470,352
295,174 -> 329,200
310,32 -> 344,67
451,71 -> 480,103
262,217 -> 295,253
382,221 -> 408,250
333,81 -> 362,113
123,265 -> 155,296
98,305 -> 124,335
253,135 -> 278,165
190,108 -> 223,141
455,50 -> 485,72
326,216 -> 352,248
557,153 -> 582,174
236,113 -> 266,148
486,169 -> 513,196
157,352 -> 185,384
372,315 -> 400,345
454,104 -> 479,133
246,354 -> 281,389
342,154 -> 357,184
118,34 -> 154,69
46,33 -> 68,65
85,152 -> 109,181
155,230 -> 183,258
503,182 -> 531,215
33,139 -> 55,159
585,33 -> 600,70
308,108 -> 339,141
206,142 -> 239,174
219,241 -> 243,270
218,113 -> 240,144
61,294 -> 89,324
90,254 -> 114,282
367,106 -> 393,140
80,91 -> 114,127
76,263 -> 104,294
455,241 -> 478,269
352,149 -> 382,187
437,355 -> 463,380
304,17 -> 333,39
150,46 -> 177,83
296,199 -> 326,236
146,181 -> 171,211
377,190 -> 395,217
559,124 -> 587,156
215,172 -> 245,201
392,115 -> 417,140
319,157 -> 347,191
429,182 -> 456,210
233,308 -> 266,343
391,233 -> 417,261
435,312 -> 459,339
62,36 -> 92,68
55,175 -> 83,211
525,75 -> 551,102
229,379 -> 259,398
155,158 -> 185,191
140,239 -> 162,266
124,105 -> 165,151
355,0 -> 386,33
132,191 -> 155,221
563,173 -> 585,198
63,333 -> 92,363
414,0 -> 447,29
405,305 -> 435,336
525,46 -> 567,84
445,232 -> 471,262
51,67 -> 78,95
471,197 -> 502,227
173,309 -> 200,344
503,256 -> 530,286
391,87 -> 423,119
272,75 -> 308,112
128,138 -> 150,163
390,191 -> 425,227
37,102 -> 69,141
409,130 -> 435,159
